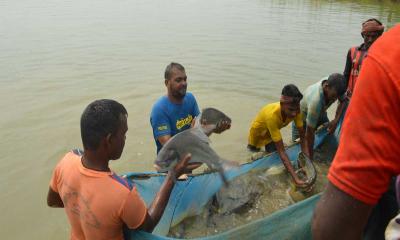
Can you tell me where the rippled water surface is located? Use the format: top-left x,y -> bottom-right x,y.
1,0 -> 399,238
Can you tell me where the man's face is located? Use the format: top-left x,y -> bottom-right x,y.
324,86 -> 338,102
109,115 -> 128,160
362,31 -> 381,49
166,68 -> 187,99
281,103 -> 300,119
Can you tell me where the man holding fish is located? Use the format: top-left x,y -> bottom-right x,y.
154,107 -> 237,185
150,62 -> 231,173
47,99 -> 192,239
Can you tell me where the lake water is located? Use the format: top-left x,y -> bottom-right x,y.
0,0 -> 399,238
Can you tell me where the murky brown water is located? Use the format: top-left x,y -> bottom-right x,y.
1,0 -> 399,238
168,141 -> 336,238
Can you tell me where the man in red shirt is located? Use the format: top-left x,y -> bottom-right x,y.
312,24 -> 400,240
332,19 -> 385,128
343,18 -> 384,98
47,99 -> 190,240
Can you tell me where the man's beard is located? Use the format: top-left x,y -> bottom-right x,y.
173,88 -> 187,99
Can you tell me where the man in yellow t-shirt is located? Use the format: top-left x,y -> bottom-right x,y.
248,84 -> 308,187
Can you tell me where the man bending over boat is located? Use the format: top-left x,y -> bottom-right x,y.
247,84 -> 308,188
292,73 -> 346,159
47,99 -> 191,239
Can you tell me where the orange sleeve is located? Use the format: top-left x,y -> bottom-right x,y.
328,46 -> 400,205
49,162 -> 61,192
120,187 -> 148,229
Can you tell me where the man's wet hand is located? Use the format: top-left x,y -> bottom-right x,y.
294,177 -> 309,189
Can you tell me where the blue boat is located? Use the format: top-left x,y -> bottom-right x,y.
123,121 -> 343,239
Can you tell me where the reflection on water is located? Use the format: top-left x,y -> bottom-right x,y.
169,140 -> 336,238
0,0 -> 399,238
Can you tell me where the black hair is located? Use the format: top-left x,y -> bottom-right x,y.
164,62 -> 185,80
326,73 -> 346,96
80,99 -> 127,150
281,84 -> 303,103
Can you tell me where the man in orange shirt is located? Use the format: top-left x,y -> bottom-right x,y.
47,99 -> 190,240
312,25 -> 400,240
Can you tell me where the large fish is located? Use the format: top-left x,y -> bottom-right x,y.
155,108 -> 235,186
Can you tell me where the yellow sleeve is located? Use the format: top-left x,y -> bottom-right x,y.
266,114 -> 282,142
294,113 -> 304,128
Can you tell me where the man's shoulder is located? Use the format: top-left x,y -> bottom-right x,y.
59,151 -> 80,167
182,92 -> 199,114
151,96 -> 170,117
349,44 -> 363,52
263,102 -> 281,120
307,79 -> 324,92
305,80 -> 324,102
346,45 -> 365,58
152,95 -> 169,108
184,92 -> 197,103
109,173 -> 134,192
52,151 -> 81,180
268,102 -> 280,111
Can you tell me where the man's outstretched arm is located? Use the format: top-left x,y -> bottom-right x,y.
275,140 -> 306,188
137,154 -> 191,232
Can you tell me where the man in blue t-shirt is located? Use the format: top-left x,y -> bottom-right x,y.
150,62 -> 231,172
150,62 -> 200,154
